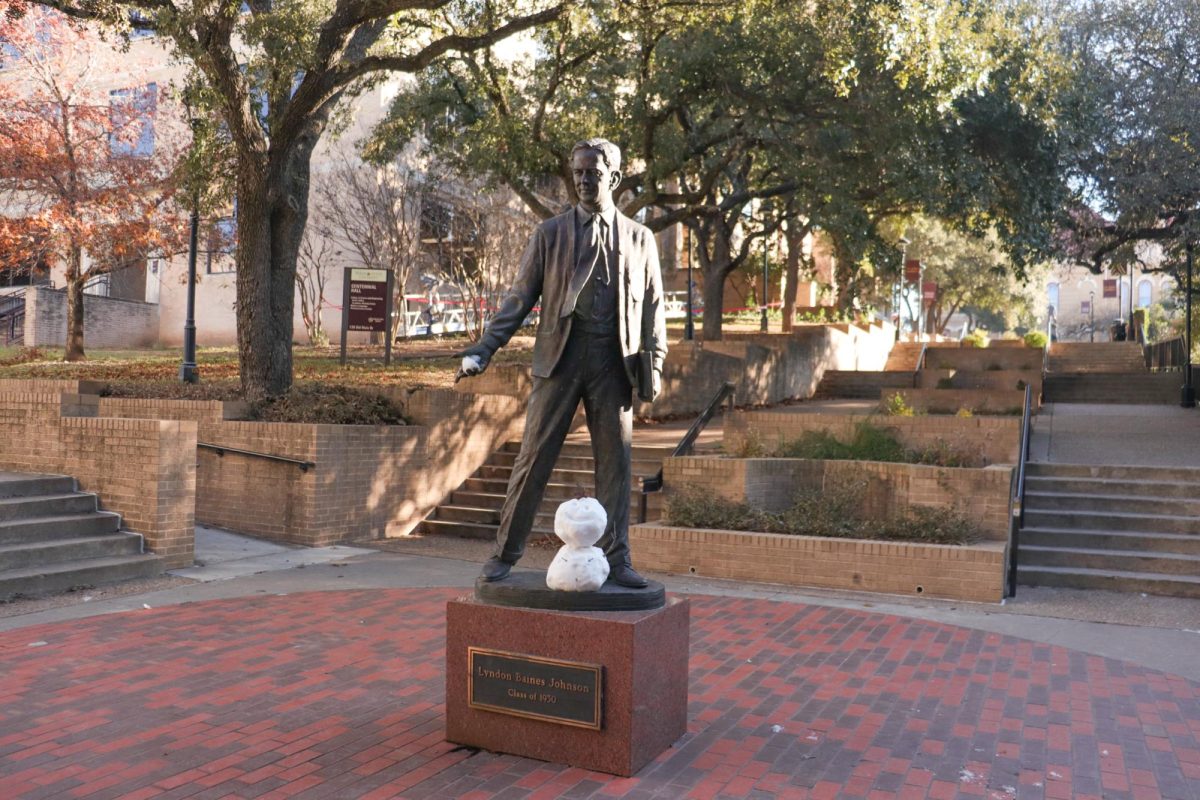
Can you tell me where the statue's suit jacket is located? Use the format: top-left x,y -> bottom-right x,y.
478,206 -> 668,383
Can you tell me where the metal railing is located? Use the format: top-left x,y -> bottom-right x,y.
198,442 -> 315,472
637,381 -> 736,523
1005,383 -> 1034,598
911,341 -> 928,387
1144,337 -> 1187,371
0,291 -> 25,346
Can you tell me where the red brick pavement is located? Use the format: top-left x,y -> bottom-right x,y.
0,589 -> 1198,799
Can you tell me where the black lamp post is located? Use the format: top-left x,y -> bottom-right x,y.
760,231 -> 769,332
1183,240 -> 1195,408
896,237 -> 910,340
1089,290 -> 1095,343
179,107 -> 200,383
684,225 -> 695,341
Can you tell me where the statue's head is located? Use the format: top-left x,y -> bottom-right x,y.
570,138 -> 622,213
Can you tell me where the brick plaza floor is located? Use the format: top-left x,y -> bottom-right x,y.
1,588 -> 1198,800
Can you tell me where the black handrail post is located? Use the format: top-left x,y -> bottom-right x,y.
1183,241 -> 1195,408
1007,384 -> 1033,598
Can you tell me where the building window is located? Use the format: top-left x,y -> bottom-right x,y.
206,214 -> 237,274
1137,279 -> 1152,308
1047,282 -> 1059,317
109,83 -> 157,157
1119,279 -> 1129,314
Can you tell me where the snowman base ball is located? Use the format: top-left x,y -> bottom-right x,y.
546,497 -> 610,592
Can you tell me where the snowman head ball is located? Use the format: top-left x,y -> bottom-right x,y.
554,497 -> 606,548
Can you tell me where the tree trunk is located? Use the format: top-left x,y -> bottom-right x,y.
701,270 -> 726,341
781,223 -> 803,333
64,245 -> 85,362
236,139 -> 314,399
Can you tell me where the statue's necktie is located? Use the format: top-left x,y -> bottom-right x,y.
562,213 -> 610,318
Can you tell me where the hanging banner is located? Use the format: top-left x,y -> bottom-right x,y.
1103,279 -> 1118,299
904,259 -> 922,283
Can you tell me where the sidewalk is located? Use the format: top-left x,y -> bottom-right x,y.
1030,401 -> 1200,466
1,526 -> 1198,799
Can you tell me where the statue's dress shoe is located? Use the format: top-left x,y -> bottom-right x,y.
607,563 -> 649,588
480,557 -> 512,582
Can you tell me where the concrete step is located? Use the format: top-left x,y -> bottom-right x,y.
1023,508 -> 1200,536
486,452 -> 666,475
1026,463 -> 1200,483
1017,564 -> 1200,598
1043,373 -> 1179,403
500,441 -> 673,461
0,533 -> 145,571
0,512 -> 123,546
1019,526 -> 1200,556
415,518 -> 556,541
0,473 -> 76,499
0,493 -> 99,522
434,505 -> 501,524
1018,544 -> 1200,576
0,553 -> 165,601
1024,491 -> 1200,517
1025,475 -> 1200,500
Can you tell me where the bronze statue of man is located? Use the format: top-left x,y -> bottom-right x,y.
457,138 -> 668,587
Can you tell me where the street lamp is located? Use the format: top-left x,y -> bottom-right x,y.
896,237 -> 910,341
1183,241 -> 1195,408
760,227 -> 769,333
179,102 -> 200,384
1089,290 -> 1095,343
684,225 -> 695,341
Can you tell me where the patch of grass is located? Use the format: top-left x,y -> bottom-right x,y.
666,481 -> 979,545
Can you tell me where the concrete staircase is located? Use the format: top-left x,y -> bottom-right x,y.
811,371 -> 913,400
417,441 -> 672,541
1043,342 -> 1181,403
883,342 -> 925,372
1017,463 -> 1200,597
1046,342 -> 1146,373
0,471 -> 163,601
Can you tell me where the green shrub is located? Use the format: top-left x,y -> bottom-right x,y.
1023,331 -> 1048,349
730,429 -> 768,458
881,392 -> 915,416
962,330 -> 989,348
664,487 -> 770,532
776,422 -> 909,463
665,480 -> 979,545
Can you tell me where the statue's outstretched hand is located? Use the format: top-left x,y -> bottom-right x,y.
455,342 -> 493,383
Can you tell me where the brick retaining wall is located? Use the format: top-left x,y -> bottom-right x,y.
664,455 -> 1013,540
23,286 -> 158,349
631,522 -> 1006,601
0,393 -> 195,567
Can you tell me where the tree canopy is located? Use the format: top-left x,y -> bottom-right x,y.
370,0 -> 1068,336
1056,0 -> 1200,274
7,0 -> 562,395
0,8 -> 184,359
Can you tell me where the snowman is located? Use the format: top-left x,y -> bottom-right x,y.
546,497 -> 610,592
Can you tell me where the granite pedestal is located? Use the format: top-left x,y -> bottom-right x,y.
445,591 -> 689,777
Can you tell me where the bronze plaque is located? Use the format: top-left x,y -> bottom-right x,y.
468,647 -> 603,730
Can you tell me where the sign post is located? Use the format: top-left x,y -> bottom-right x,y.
340,268 -> 394,367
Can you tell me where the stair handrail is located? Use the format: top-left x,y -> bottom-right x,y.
1005,383 -> 1034,598
637,380 -> 736,522
911,341 -> 928,387
198,442 -> 315,472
